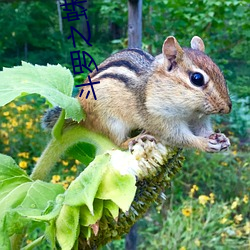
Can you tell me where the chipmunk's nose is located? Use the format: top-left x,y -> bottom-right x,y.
219,101 -> 232,114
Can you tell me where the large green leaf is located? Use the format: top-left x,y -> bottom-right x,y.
0,154 -> 65,248
56,205 -> 80,250
65,142 -> 96,165
96,166 -> 136,212
0,154 -> 30,181
0,62 -> 85,122
63,153 -> 110,213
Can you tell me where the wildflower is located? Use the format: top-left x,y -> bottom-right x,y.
243,195 -> 248,204
182,207 -> 192,217
220,217 -> 228,224
0,130 -> 8,138
231,197 -> 240,209
236,229 -> 243,237
63,182 -> 69,189
71,165 -> 77,172
32,157 -> 39,163
189,184 -> 199,198
51,175 -> 61,183
66,176 -> 75,182
232,150 -> 237,156
234,214 -> 243,224
221,162 -> 228,167
75,159 -> 81,165
26,121 -> 33,129
62,160 -> 69,166
19,161 -> 28,169
221,232 -> 227,238
194,238 -> 201,247
3,111 -> 9,116
18,152 -> 29,159
244,221 -> 250,234
209,193 -> 215,204
179,247 -> 186,250
198,195 -> 210,206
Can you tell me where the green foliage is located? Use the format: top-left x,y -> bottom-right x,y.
0,62 -> 84,122
0,1 -> 249,249
138,196 -> 249,249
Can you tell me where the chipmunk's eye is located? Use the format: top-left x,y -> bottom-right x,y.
190,72 -> 204,87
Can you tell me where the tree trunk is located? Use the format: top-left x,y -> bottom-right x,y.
125,224 -> 137,250
128,0 -> 142,48
56,0 -> 63,35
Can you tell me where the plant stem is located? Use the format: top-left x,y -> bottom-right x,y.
30,126 -> 118,181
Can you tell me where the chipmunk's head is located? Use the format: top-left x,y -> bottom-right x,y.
158,36 -> 232,115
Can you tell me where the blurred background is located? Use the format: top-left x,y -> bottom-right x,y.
0,0 -> 249,249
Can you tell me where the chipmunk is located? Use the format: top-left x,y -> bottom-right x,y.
43,36 -> 232,153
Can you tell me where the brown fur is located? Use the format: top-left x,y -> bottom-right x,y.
77,36 -> 231,152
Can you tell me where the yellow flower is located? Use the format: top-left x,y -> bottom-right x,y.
232,150 -> 237,156
236,229 -> 242,237
179,247 -> 186,250
234,214 -> 243,224
3,111 -> 9,116
189,184 -> 199,197
9,102 -> 16,108
221,232 -> 227,238
32,157 -> 39,163
63,182 -> 69,189
0,130 -> 8,138
19,161 -> 28,169
182,207 -> 192,217
51,175 -> 61,183
194,238 -> 201,247
71,165 -> 77,172
62,160 -> 69,166
18,152 -> 29,159
231,198 -> 240,209
75,159 -> 81,165
209,193 -> 215,204
221,162 -> 228,167
26,121 -> 33,129
220,217 -> 228,224
244,221 -> 250,234
66,176 -> 75,182
243,195 -> 248,204
198,195 -> 210,206
11,120 -> 18,127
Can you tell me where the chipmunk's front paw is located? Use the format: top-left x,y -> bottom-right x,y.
206,133 -> 230,152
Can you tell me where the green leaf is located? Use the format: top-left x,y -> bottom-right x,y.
64,153 -> 111,213
0,176 -> 32,201
0,154 -> 30,181
96,167 -> 136,212
66,142 -> 96,165
20,181 -> 64,213
56,205 -> 80,250
103,200 -> 119,219
0,62 -> 85,122
21,235 -> 45,250
80,199 -> 103,227
52,109 -> 65,139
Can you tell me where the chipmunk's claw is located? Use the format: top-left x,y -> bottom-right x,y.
207,133 -> 230,152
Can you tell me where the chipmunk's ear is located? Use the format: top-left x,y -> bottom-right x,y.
162,36 -> 184,63
191,36 -> 205,52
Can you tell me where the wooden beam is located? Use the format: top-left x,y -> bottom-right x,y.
128,0 -> 142,49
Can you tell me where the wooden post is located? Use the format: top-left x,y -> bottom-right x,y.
125,224 -> 137,250
128,0 -> 142,49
